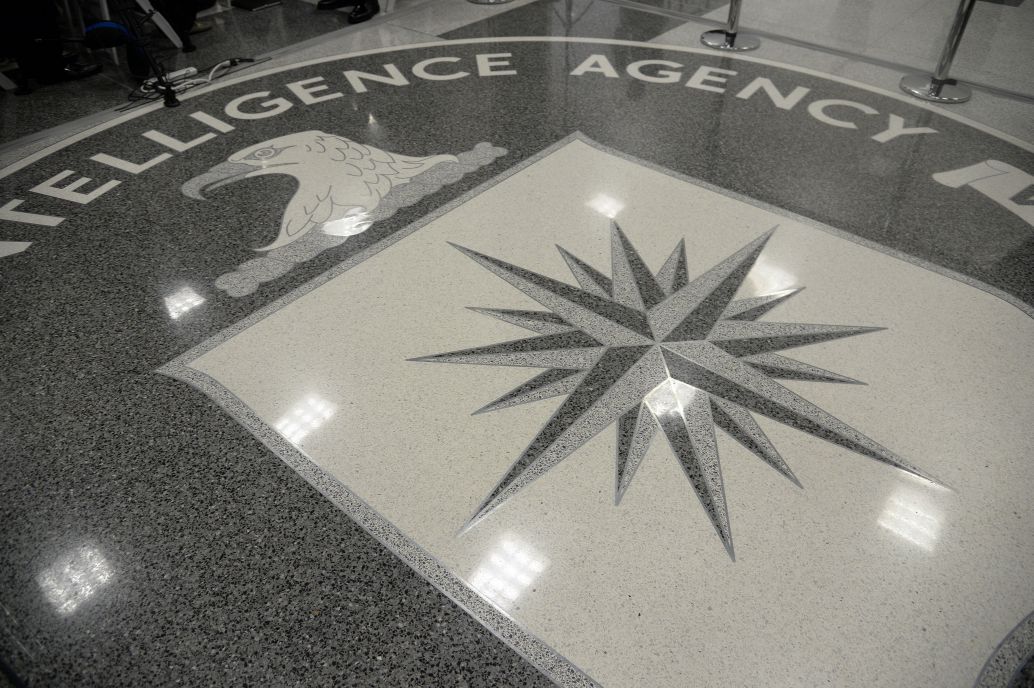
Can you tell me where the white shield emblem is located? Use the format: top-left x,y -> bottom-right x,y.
164,135 -> 1034,688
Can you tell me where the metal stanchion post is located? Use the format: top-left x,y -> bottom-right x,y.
900,0 -> 976,103
701,0 -> 760,52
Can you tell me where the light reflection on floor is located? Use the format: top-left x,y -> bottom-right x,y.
273,395 -> 338,445
37,545 -> 114,615
878,485 -> 944,552
469,535 -> 548,610
164,287 -> 206,320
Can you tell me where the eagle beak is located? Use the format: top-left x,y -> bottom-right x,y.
181,161 -> 255,200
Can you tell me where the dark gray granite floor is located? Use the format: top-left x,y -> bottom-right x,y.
1,1 -> 1033,686
1012,664 -> 1034,688
0,73 -> 132,146
442,0 -> 685,41
607,0 -> 728,15
1,0 -> 355,146
1,380 -> 556,687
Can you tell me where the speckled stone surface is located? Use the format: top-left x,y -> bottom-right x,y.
646,16 -> 1034,143
624,0 -> 727,13
0,373 -> 559,686
174,133 -> 1034,686
977,610 -> 1034,688
1,33 -> 1032,688
442,0 -> 684,41
0,0 -> 362,144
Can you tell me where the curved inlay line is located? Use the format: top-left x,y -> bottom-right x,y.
975,610 -> 1034,688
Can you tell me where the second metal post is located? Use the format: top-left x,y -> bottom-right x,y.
899,0 -> 977,103
701,0 -> 760,52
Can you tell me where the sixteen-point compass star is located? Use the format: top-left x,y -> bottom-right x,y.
412,224 -> 938,557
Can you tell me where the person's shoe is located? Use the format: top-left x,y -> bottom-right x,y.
316,0 -> 355,9
347,0 -> 379,23
66,62 -> 102,80
37,62 -> 102,84
189,20 -> 213,34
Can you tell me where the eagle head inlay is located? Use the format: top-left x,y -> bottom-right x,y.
181,130 -> 458,251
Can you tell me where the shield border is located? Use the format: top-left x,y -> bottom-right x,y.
159,131 -> 1034,688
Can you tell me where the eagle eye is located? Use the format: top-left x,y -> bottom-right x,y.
250,147 -> 278,160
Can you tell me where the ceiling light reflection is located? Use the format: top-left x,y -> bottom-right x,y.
366,112 -> 383,138
742,253 -> 796,297
164,287 -> 205,320
877,486 -> 943,552
273,394 -> 337,444
645,378 -> 700,418
323,210 -> 372,237
586,193 -> 625,219
469,535 -> 547,609
37,545 -> 113,615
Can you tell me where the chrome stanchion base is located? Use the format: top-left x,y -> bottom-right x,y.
899,74 -> 972,103
466,0 -> 514,4
700,29 -> 760,51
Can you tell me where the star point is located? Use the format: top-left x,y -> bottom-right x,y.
415,227 -> 935,556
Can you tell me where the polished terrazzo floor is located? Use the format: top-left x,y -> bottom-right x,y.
2,2 -> 1034,687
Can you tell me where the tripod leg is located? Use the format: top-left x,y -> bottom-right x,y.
115,5 -> 180,105
135,0 -> 183,48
